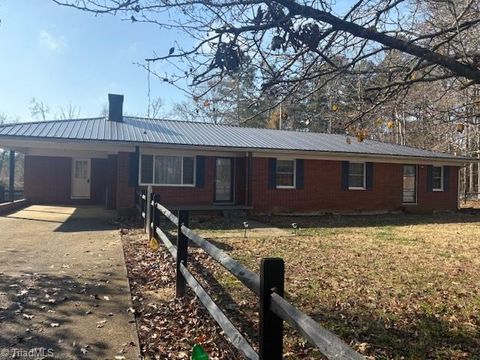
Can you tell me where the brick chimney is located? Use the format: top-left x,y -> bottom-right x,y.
108,94 -> 124,122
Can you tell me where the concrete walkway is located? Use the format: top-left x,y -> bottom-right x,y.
0,205 -> 140,360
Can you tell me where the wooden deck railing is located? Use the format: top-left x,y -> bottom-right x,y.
136,187 -> 364,360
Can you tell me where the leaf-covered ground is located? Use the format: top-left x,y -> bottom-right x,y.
123,211 -> 480,359
121,228 -> 241,360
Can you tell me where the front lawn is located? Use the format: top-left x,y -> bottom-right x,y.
189,212 -> 480,359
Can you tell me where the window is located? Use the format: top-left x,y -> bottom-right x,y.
403,165 -> 417,204
432,166 -> 443,191
276,159 -> 295,188
140,154 -> 195,186
348,162 -> 365,189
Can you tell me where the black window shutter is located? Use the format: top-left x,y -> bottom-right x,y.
128,149 -> 139,187
296,159 -> 304,189
195,156 -> 205,188
426,165 -> 433,192
268,158 -> 277,189
341,161 -> 349,190
366,162 -> 374,190
443,166 -> 450,192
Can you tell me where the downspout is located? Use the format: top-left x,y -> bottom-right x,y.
245,151 -> 253,207
9,150 -> 15,202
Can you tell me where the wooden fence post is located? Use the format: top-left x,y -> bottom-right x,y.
259,258 -> 284,360
176,210 -> 189,298
145,185 -> 152,236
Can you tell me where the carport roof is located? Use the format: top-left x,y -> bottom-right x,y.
0,116 -> 471,162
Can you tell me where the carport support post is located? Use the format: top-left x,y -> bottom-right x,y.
145,185 -> 152,237
9,150 -> 15,202
176,210 -> 189,298
259,258 -> 284,360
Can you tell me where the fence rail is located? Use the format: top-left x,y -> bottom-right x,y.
137,187 -> 364,360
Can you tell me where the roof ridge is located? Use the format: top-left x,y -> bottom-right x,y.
0,117 -> 106,128
127,116 -> 249,129
125,116 -> 350,135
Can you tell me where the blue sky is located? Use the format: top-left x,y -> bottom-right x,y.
0,1 -> 189,121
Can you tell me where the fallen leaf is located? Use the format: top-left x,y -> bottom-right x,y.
96,319 -> 107,328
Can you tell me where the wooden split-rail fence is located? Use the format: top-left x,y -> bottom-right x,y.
136,187 -> 364,360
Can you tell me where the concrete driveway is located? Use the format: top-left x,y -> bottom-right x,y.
0,205 -> 140,360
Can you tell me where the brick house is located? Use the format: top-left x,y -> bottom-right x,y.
0,94 -> 471,214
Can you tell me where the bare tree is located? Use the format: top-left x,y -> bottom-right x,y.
54,0 -> 480,125
29,98 -> 50,121
0,113 -> 7,126
148,96 -> 164,118
57,103 -> 81,120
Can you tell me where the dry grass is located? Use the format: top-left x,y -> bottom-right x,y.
190,212 -> 480,359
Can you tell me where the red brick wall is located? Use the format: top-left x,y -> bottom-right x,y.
415,164 -> 459,212
25,156 -> 71,204
115,154 -> 459,213
251,158 -> 459,213
24,156 -> 107,205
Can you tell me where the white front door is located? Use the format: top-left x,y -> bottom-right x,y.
71,158 -> 91,199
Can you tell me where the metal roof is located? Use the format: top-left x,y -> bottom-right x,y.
0,117 -> 470,161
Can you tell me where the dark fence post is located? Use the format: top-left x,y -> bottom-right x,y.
259,258 -> 284,360
0,185 -> 4,203
176,210 -> 189,298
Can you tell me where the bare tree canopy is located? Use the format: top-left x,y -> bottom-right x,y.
53,0 -> 480,124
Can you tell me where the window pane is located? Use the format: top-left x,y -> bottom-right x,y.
277,174 -> 294,187
432,166 -> 442,178
349,163 -> 365,188
277,160 -> 294,173
276,160 -> 295,187
182,157 -> 195,185
432,166 -> 443,190
433,178 -> 442,190
75,161 -> 87,179
349,163 -> 364,176
140,155 -> 153,184
154,156 -> 182,184
349,175 -> 364,188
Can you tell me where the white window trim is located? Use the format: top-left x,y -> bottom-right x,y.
348,162 -> 366,190
139,153 -> 196,187
432,165 -> 444,192
276,159 -> 296,189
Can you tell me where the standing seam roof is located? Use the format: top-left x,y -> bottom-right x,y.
0,116 -> 471,161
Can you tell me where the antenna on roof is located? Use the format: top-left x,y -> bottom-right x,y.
147,61 -> 152,118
